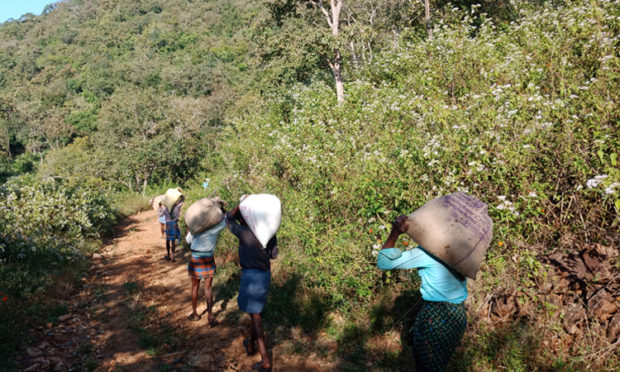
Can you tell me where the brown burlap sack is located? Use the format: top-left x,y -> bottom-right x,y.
405,192 -> 493,279
151,195 -> 165,212
163,188 -> 183,211
184,197 -> 227,235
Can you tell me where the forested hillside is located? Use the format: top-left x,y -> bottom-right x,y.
1,0 -> 619,370
0,0 -> 267,189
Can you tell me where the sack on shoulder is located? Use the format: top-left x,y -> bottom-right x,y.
185,197 -> 226,235
405,192 -> 493,279
239,194 -> 282,249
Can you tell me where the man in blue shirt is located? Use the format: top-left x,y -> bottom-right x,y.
163,195 -> 185,262
377,215 -> 468,372
187,218 -> 226,325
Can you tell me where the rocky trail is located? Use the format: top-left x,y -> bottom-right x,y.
16,210 -> 333,372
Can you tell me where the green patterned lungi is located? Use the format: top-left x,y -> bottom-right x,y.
408,301 -> 467,372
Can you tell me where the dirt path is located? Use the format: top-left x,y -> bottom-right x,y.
18,209 -> 334,372
16,208 -> 620,371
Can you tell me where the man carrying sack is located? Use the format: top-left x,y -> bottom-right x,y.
185,197 -> 228,325
226,194 -> 281,372
377,192 -> 493,372
163,189 -> 184,262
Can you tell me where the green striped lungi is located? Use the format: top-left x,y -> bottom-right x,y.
408,301 -> 467,372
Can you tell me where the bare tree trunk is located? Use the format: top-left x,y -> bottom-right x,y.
0,124 -> 10,158
142,166 -> 156,196
312,0 -> 345,103
360,37 -> 367,63
0,101 -> 13,158
350,41 -> 358,67
330,0 -> 344,103
424,0 -> 433,39
119,179 -> 134,192
331,50 -> 345,103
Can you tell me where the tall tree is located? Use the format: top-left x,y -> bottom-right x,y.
307,0 -> 345,103
261,0 -> 420,99
0,97 -> 15,158
424,0 -> 432,39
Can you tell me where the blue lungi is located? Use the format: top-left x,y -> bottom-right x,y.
165,221 -> 180,242
238,268 -> 271,314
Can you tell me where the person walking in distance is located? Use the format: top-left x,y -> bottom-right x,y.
164,195 -> 185,262
157,202 -> 166,238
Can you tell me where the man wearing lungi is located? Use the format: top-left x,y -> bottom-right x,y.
187,217 -> 226,325
164,195 -> 184,262
225,203 -> 278,372
377,215 -> 468,372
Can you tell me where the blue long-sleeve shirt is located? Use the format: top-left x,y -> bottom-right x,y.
377,247 -> 468,304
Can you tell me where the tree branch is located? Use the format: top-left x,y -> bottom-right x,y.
308,0 -> 333,28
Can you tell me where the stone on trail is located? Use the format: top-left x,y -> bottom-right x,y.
189,352 -> 215,370
160,351 -> 185,364
52,361 -> 67,372
25,347 -> 42,358
32,357 -> 50,369
23,363 -> 39,372
607,313 -> 620,341
590,292 -> 617,322
563,303 -> 586,335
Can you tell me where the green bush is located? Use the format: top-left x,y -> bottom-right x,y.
1,175 -> 116,254
0,175 -> 117,364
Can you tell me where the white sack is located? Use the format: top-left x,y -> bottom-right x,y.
185,232 -> 194,244
151,195 -> 165,212
239,194 -> 282,248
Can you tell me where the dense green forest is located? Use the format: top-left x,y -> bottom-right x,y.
1,0 -> 618,370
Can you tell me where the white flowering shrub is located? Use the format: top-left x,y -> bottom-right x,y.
213,0 -> 618,307
200,1 -> 619,368
0,175 -> 116,362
